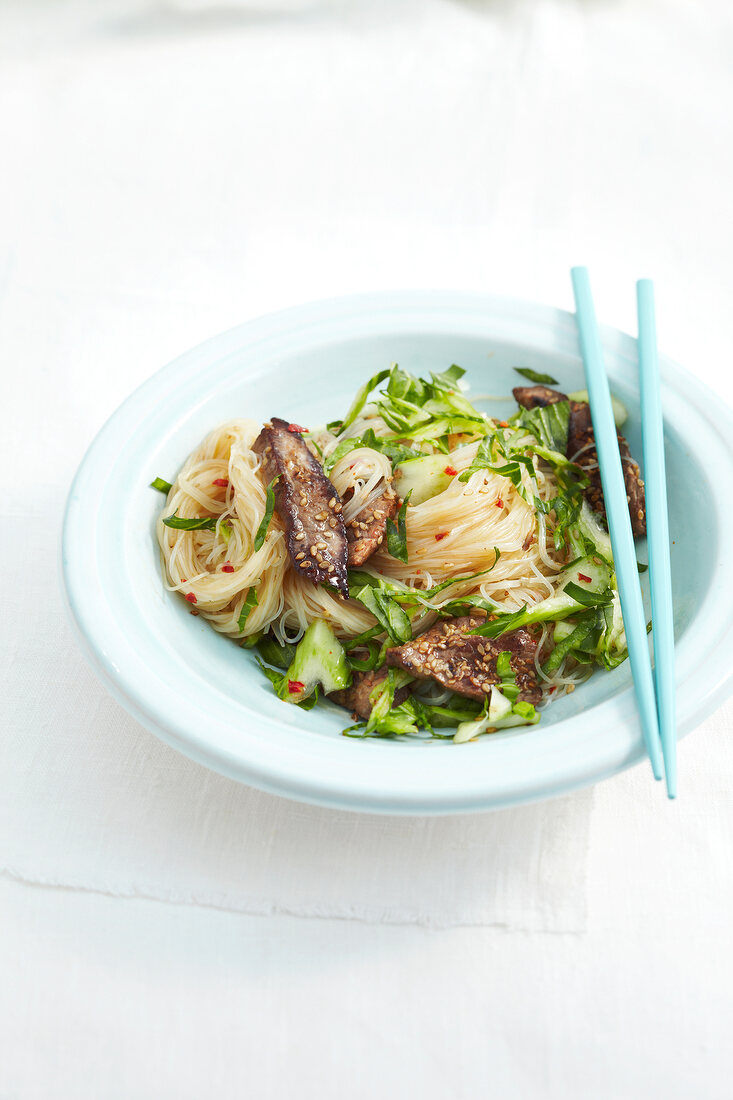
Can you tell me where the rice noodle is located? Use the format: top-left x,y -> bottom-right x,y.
157,409 -> 579,699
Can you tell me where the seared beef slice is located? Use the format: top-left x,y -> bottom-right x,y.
254,418 -> 349,597
386,614 -> 541,704
346,485 -> 400,567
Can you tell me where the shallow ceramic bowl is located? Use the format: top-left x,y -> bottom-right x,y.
62,292 -> 733,813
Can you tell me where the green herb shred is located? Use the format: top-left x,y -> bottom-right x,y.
254,476 -> 279,551
513,367 -> 559,385
163,512 -> 221,532
385,490 -> 411,563
238,587 -> 259,632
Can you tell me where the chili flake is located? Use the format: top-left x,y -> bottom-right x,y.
444,465 -> 458,476
222,563 -> 235,573
288,680 -> 305,694
185,593 -> 197,604
495,498 -> 504,509
212,478 -> 229,487
435,533 -> 448,541
287,423 -> 307,434
578,572 -> 592,583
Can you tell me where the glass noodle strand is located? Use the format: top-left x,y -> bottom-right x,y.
158,414 -> 577,705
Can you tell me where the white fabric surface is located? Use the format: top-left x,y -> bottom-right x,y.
3,0 -> 733,1096
3,493 -> 592,931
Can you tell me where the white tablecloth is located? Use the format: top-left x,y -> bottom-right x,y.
4,0 -> 733,1096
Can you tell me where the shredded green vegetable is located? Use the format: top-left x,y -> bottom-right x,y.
254,477 -> 279,551
513,367 -> 559,385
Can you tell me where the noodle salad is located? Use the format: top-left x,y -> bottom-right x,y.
152,363 -> 646,742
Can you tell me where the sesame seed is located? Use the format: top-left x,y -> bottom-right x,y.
296,552 -> 305,560
300,560 -> 312,568
316,542 -> 326,550
334,503 -> 342,513
328,498 -> 336,508
294,531 -> 305,541
327,564 -> 335,573
310,545 -> 317,555
329,518 -> 337,528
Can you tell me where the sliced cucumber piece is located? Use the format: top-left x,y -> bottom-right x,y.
577,499 -> 613,563
558,553 -> 611,596
553,619 -> 576,643
489,686 -> 513,723
282,620 -> 351,704
454,710 -> 490,744
393,453 -> 453,505
453,688 -> 528,742
490,709 -> 541,730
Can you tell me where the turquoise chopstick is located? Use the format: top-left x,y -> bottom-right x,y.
637,280 -> 677,798
570,267 -> 663,781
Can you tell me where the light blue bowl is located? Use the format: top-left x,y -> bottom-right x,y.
61,292 -> 733,813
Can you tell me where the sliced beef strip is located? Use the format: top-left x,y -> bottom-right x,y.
512,384 -> 569,409
512,386 -> 647,537
385,614 -> 542,705
253,417 -> 349,598
346,484 -> 400,567
329,668 -> 411,720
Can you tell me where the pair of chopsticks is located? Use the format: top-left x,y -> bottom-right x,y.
571,267 -> 676,798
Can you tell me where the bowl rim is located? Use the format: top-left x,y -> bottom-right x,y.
61,289 -> 733,813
